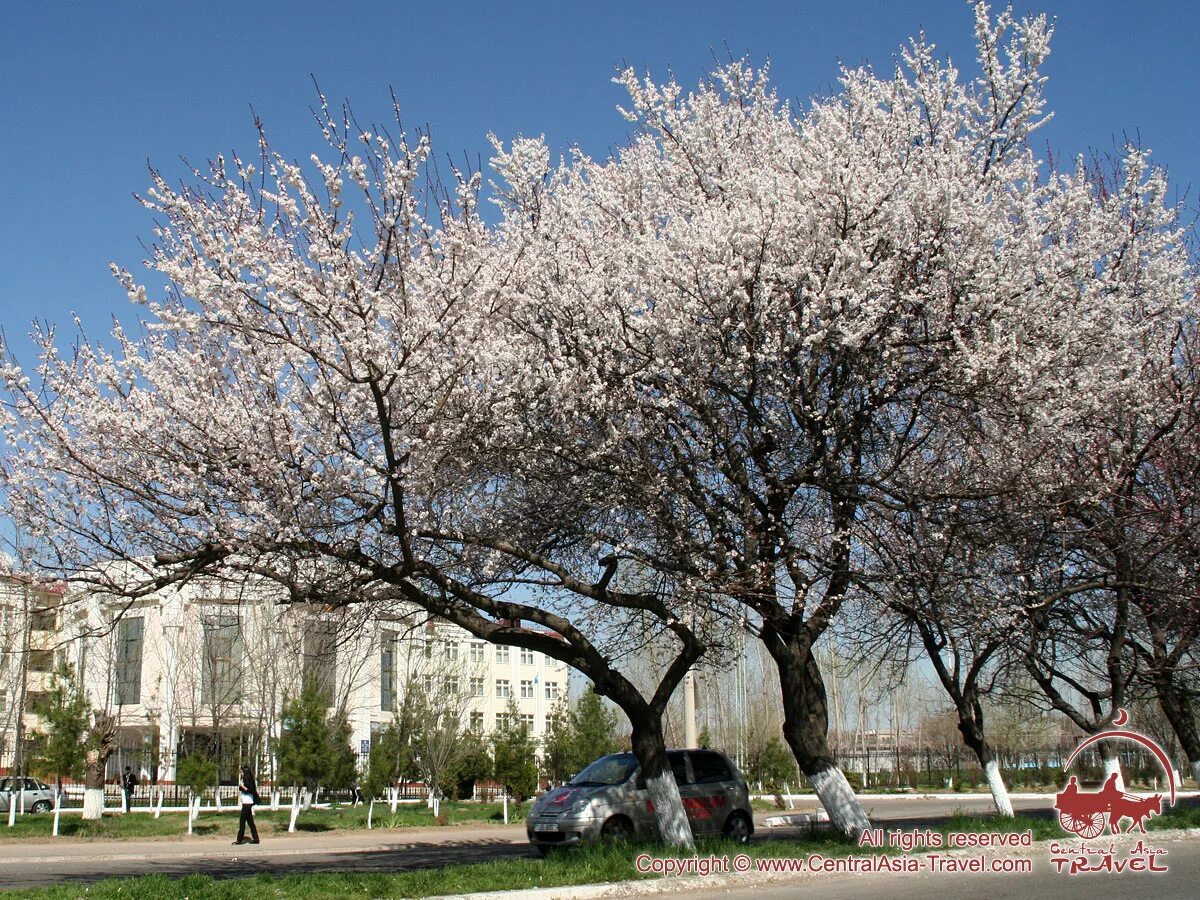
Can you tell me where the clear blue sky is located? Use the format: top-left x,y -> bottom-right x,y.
2,0 -> 1197,365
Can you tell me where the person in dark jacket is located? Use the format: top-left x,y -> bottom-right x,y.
234,766 -> 260,845
122,767 -> 136,813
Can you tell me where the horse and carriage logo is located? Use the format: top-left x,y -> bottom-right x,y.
1053,709 -> 1177,839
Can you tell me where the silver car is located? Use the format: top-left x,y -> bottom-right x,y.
527,749 -> 754,853
0,777 -> 60,813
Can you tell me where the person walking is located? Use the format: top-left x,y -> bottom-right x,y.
234,766 -> 261,845
122,767 -> 136,813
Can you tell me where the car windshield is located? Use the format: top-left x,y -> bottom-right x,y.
569,753 -> 639,787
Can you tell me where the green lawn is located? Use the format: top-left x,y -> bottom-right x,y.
0,801 -> 523,842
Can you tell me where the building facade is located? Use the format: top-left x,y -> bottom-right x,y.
5,573 -> 567,784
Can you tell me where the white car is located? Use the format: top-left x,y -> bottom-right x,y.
0,777 -> 60,813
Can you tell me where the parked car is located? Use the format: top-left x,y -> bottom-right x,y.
527,749 -> 753,853
0,777 -> 61,813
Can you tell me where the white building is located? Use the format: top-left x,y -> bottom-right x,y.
11,573 -> 568,784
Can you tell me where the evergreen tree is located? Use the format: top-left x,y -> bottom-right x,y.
29,663 -> 88,792
571,687 -> 619,770
491,698 -> 537,801
540,697 -> 576,784
276,677 -> 352,793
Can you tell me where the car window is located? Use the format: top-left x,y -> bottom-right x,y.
0,778 -> 9,792
690,751 -> 732,784
667,751 -> 691,786
570,753 -> 639,787
24,778 -> 40,791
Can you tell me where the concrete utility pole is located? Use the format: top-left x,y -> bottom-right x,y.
684,669 -> 697,748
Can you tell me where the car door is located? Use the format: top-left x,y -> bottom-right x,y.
667,750 -> 711,834
688,750 -> 737,833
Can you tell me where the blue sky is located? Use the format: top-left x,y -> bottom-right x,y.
2,1 -> 1197,365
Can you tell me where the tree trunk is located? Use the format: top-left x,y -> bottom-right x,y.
628,712 -> 694,849
771,640 -> 870,836
953,702 -> 1013,817
1100,743 -> 1124,791
82,749 -> 111,820
1152,675 -> 1200,788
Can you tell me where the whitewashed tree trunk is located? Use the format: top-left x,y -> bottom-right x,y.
502,792 -> 509,824
809,767 -> 871,836
82,788 -> 105,820
52,791 -> 61,836
154,789 -> 163,819
270,790 -> 279,811
389,787 -> 398,813
983,760 -> 1014,817
644,771 -> 693,848
1103,755 -> 1125,792
5,793 -> 15,827
1189,759 -> 1200,787
367,799 -> 374,829
288,789 -> 300,832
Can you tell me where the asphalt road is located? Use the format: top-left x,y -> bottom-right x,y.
0,795 -> 1192,893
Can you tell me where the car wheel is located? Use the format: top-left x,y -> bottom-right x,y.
601,816 -> 634,842
31,800 -> 52,814
723,811 -> 752,844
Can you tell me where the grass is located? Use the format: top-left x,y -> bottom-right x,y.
0,834 -> 863,900
0,801 -> 523,842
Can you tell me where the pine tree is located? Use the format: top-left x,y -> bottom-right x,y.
276,678 -> 352,793
491,698 -> 537,801
571,687 -> 619,771
29,663 -> 88,793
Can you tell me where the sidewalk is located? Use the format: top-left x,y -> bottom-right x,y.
0,822 -> 529,864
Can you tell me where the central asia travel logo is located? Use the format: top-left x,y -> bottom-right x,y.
1050,709 -> 1175,875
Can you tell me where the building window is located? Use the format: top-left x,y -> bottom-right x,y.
444,641 -> 459,661
114,615 -> 144,706
470,677 -> 485,697
201,615 -> 243,707
31,607 -> 57,631
545,681 -> 560,700
520,679 -> 534,699
380,630 -> 397,712
495,645 -> 509,664
469,642 -> 484,662
496,712 -> 510,730
443,676 -> 459,696
303,624 -> 337,703
28,649 -> 55,673
423,674 -> 435,694
520,648 -> 535,666
495,679 -> 511,699
423,641 -> 433,660
521,714 -> 535,732
470,712 -> 485,731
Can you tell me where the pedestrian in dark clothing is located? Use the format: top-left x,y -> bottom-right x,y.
234,766 -> 261,845
122,767 -> 136,813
